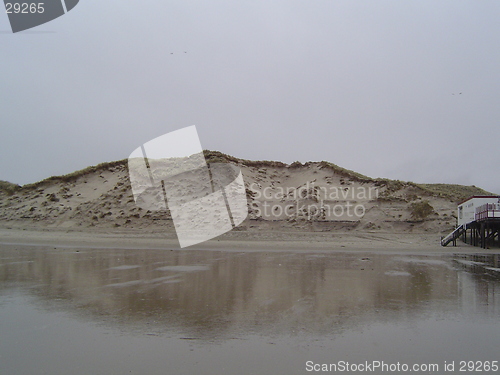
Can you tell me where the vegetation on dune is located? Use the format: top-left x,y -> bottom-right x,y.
204,152 -> 493,203
204,151 -> 370,179
1,150 -> 493,206
410,200 -> 435,220
203,150 -> 239,164
0,180 -> 21,195
416,183 -> 496,202
366,178 -> 495,204
22,160 -> 128,191
318,161 -> 372,182
204,150 -> 288,168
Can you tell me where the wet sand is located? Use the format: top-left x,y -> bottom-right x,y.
0,227 -> 480,253
1,237 -> 499,374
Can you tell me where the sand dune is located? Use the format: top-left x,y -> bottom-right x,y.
0,151 -> 494,249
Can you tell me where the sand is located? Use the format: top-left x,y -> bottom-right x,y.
2,153 -> 494,253
1,155 -> 462,233
0,225 -> 480,254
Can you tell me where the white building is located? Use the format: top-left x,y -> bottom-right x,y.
457,196 -> 500,226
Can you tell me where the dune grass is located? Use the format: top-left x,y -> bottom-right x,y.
4,151 -> 494,205
0,180 -> 21,195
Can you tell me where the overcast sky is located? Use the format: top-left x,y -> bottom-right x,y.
1,1 -> 499,194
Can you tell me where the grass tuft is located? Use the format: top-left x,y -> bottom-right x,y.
0,180 -> 21,196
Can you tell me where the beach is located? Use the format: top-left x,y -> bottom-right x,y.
1,154 -> 499,374
1,233 -> 499,375
0,225 -> 479,253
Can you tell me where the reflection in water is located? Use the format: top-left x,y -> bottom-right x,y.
1,247 -> 499,333
453,253 -> 500,316
1,246 -> 500,374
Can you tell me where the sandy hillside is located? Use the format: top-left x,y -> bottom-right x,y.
0,151 -> 494,239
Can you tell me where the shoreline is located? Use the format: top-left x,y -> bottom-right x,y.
0,226 -> 496,254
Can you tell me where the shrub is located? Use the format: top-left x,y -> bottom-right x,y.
410,200 -> 435,220
0,180 -> 21,196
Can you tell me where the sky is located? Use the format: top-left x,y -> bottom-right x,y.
1,0 -> 499,194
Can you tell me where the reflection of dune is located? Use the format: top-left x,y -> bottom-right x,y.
2,246 -> 495,336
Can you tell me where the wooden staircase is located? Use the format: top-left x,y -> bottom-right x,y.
441,224 -> 466,247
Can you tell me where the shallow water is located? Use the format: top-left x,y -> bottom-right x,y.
0,245 -> 499,374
